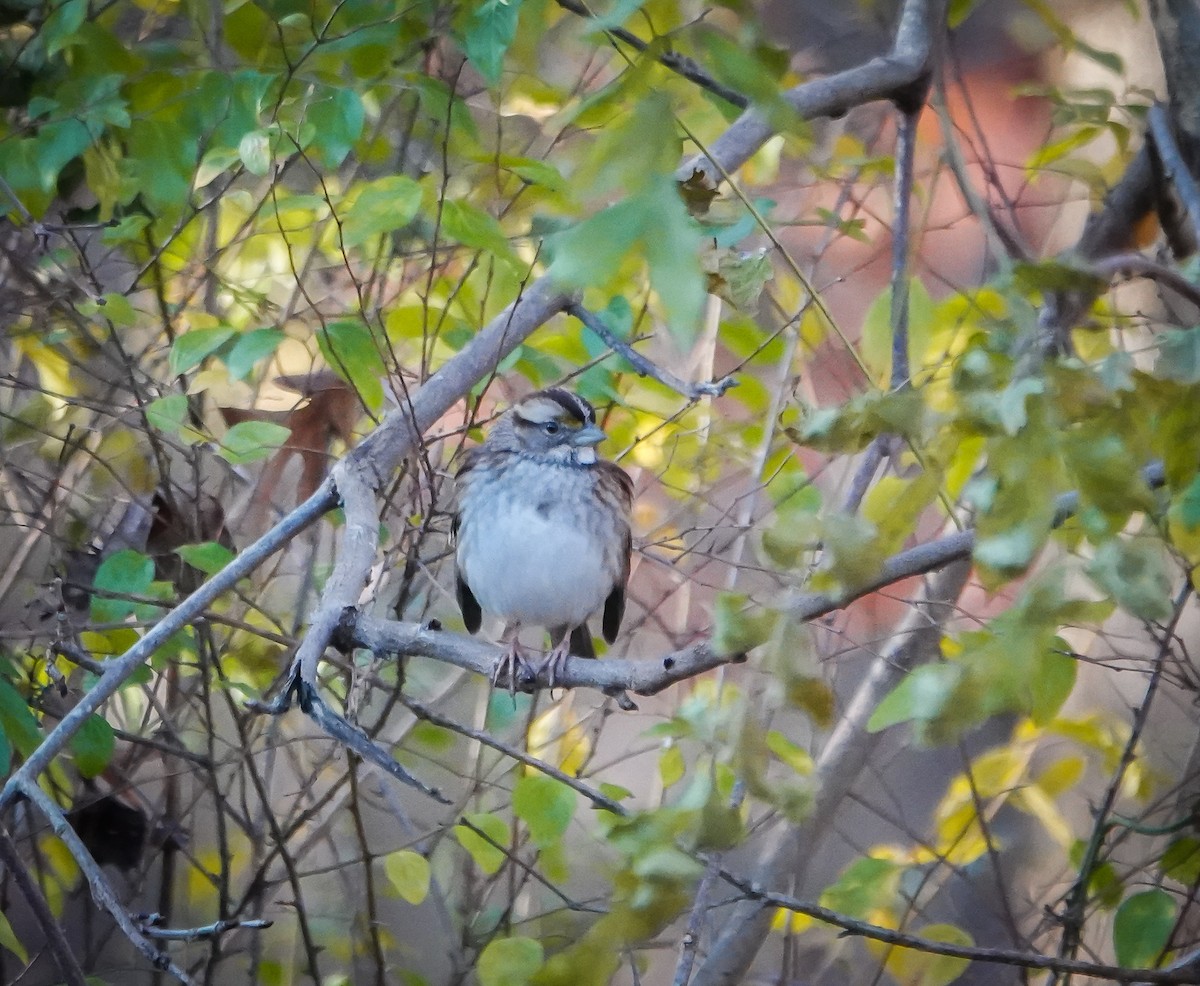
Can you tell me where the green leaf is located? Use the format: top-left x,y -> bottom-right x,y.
859,280 -> 937,384
1086,539 -> 1173,623
0,678 -> 41,763
549,177 -> 704,340
576,91 -> 680,197
493,155 -> 568,192
973,525 -> 1043,576
1162,837 -> 1200,885
169,328 -> 236,375
1177,474 -> 1200,529
454,813 -> 509,875
548,197 -> 643,290
462,0 -> 525,86
440,199 -> 521,270
0,910 -> 28,965
884,923 -> 973,986
341,176 -> 423,247
1029,645 -> 1076,725
1156,327 -> 1200,384
238,129 -> 272,177
383,850 -> 431,905
704,247 -> 774,312
512,774 -> 575,848
217,421 -> 292,465
69,714 -> 115,780
477,936 -> 543,986
592,0 -> 647,28
145,394 -> 189,434
317,319 -> 385,411
42,0 -> 87,56
631,844 -> 705,881
642,177 -> 706,339
1113,889 -> 1174,967
599,782 -> 633,803
307,88 -> 364,167
821,856 -> 903,917
1026,126 -> 1102,172
224,328 -> 285,380
92,549 -> 155,621
948,0 -> 983,27
868,663 -> 961,733
659,744 -> 685,788
175,542 -> 236,575
712,593 -> 775,657
101,213 -> 151,245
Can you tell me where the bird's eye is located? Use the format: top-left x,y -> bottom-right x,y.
544,421 -> 560,435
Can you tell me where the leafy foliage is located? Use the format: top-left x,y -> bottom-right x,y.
2,0 -> 1199,984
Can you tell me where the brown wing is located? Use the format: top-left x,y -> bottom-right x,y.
599,462 -> 633,644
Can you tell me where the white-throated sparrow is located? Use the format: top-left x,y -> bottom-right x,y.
452,388 -> 633,691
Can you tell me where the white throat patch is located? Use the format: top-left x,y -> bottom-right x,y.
575,447 -> 597,465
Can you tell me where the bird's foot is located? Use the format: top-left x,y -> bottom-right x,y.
492,643 -> 536,696
541,641 -> 572,690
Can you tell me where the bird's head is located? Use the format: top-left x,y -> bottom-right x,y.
490,388 -> 607,465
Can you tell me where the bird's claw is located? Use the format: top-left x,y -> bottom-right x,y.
492,645 -> 536,696
540,643 -> 570,691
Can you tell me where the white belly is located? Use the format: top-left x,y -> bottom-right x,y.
458,494 -> 612,629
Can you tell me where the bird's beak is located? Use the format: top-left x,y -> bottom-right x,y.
570,424 -> 606,447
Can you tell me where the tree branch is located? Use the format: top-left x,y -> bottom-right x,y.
678,0 -> 945,187
688,460 -> 1167,985
0,824 -> 87,986
569,302 -> 736,400
18,781 -> 196,984
691,559 -> 973,986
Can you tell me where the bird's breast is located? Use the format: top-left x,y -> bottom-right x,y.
457,469 -> 617,628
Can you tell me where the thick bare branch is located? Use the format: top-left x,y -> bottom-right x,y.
679,0 -> 945,186
692,559 -> 973,986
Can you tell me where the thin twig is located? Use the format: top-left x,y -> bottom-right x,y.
0,481 -> 338,813
713,871 -> 1200,985
553,0 -> 749,109
19,782 -> 196,984
568,303 -> 736,400
1090,251 -> 1200,309
1053,583 -> 1193,983
136,916 -> 273,941
672,781 -> 746,986
0,824 -> 88,986
400,695 -> 627,813
889,104 -> 920,389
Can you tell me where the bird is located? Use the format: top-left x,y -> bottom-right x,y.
451,388 -> 633,693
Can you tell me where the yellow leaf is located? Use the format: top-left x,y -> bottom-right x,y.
1034,755 -> 1084,797
880,923 -> 973,986
0,910 -> 27,964
770,907 -> 813,935
383,850 -> 431,905
527,703 -> 591,777
1010,786 -> 1072,847
16,334 -> 73,404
